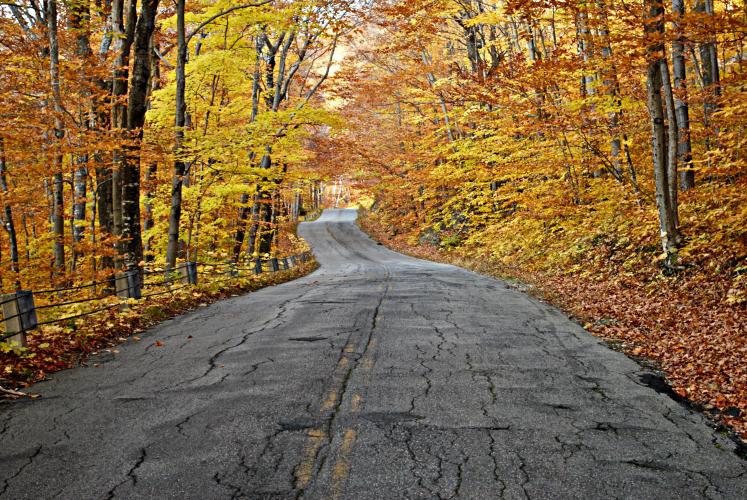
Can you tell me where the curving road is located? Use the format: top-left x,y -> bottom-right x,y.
1,209 -> 745,499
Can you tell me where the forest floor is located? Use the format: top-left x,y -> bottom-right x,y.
0,260 -> 318,392
359,210 -> 747,443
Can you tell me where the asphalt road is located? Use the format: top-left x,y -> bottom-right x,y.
1,208 -> 745,499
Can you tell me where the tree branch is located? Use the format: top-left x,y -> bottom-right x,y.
185,1 -> 275,45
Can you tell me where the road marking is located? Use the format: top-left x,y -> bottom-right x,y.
321,356 -> 349,411
351,393 -> 363,412
331,429 -> 357,499
295,428 -> 326,490
359,339 -> 376,371
297,339 -> 365,494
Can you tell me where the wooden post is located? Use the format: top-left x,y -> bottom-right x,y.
189,262 -> 197,284
290,255 -> 298,267
270,258 -> 280,272
282,258 -> 289,270
1,291 -> 37,348
225,260 -> 238,277
176,262 -> 198,285
116,271 -> 142,310
254,258 -> 263,275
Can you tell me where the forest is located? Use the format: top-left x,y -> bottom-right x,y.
0,0 -> 745,436
328,0 -> 747,437
0,0 -> 349,389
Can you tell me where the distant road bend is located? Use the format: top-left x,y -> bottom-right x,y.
1,209 -> 745,499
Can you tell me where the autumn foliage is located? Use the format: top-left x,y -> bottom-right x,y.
1,0 -> 746,442
323,0 -> 747,438
0,1 -> 355,380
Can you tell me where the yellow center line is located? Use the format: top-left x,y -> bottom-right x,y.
331,429 -> 357,499
351,393 -> 363,412
294,428 -> 326,490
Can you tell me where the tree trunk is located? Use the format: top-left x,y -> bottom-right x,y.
246,196 -> 260,258
660,58 -> 680,228
121,0 -> 159,272
576,5 -> 595,97
233,36 -> 263,260
110,0 -> 137,269
95,163 -> 114,273
672,0 -> 695,190
233,193 -> 251,260
143,39 -> 161,261
0,138 -> 20,289
694,0 -> 721,152
645,0 -> 680,261
595,0 -> 635,183
69,0 -> 93,271
47,0 -> 66,275
257,153 -> 275,255
72,166 -> 88,259
165,0 -> 186,271
256,199 -> 273,255
143,162 -> 157,261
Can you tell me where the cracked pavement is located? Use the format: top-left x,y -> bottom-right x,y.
1,208 -> 745,499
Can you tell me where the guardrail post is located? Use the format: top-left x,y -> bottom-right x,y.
282,258 -> 289,270
116,270 -> 142,309
270,258 -> 280,272
1,291 -> 37,348
226,260 -> 238,277
290,255 -> 298,267
177,262 -> 198,285
254,258 -> 263,275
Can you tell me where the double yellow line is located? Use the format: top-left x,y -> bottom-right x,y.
294,339 -> 377,498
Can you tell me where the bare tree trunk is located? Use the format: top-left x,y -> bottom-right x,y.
165,0 -> 186,271
246,195 -> 260,258
72,166 -> 87,267
257,152 -> 275,255
256,200 -> 272,255
121,0 -> 159,272
91,2 -> 116,275
143,39 -> 161,262
111,0 -> 137,269
645,0 -> 680,262
0,138 -> 20,290
142,161 -> 156,260
672,0 -> 695,191
233,193 -> 251,260
95,163 -> 114,273
694,0 -> 721,153
233,35 -> 263,260
293,189 -> 302,221
596,0 -> 624,178
189,190 -> 204,264
576,4 -> 595,97
69,1 -> 93,272
89,176 -> 98,281
47,0 -> 66,276
660,58 -> 680,228
575,5 -> 597,177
